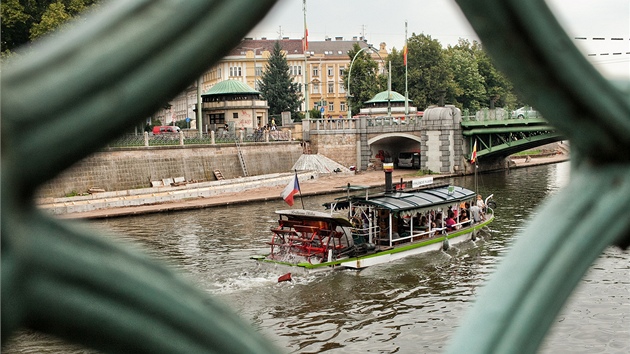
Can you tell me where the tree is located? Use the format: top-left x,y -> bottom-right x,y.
388,34 -> 455,111
258,41 -> 303,121
343,43 -> 385,116
1,0 -> 99,55
445,40 -> 487,111
470,41 -> 518,109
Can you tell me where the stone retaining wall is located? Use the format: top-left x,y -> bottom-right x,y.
37,142 -> 303,198
309,132 -> 359,168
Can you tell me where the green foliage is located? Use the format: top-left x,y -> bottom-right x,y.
1,0 -> 99,53
174,120 -> 188,130
309,108 -> 321,119
258,41 -> 303,121
445,41 -> 486,111
388,35 -> 519,112
389,34 -> 456,110
343,43 -> 385,116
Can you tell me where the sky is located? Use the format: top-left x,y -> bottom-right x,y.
249,0 -> 629,80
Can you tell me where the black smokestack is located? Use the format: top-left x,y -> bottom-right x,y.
383,159 -> 394,194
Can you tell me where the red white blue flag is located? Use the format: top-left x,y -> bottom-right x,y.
281,173 -> 301,206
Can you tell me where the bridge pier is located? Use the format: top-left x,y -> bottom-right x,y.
421,105 -> 465,174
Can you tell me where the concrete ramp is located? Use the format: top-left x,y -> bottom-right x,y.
292,154 -> 351,175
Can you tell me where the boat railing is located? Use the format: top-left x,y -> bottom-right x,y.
351,224 -> 380,245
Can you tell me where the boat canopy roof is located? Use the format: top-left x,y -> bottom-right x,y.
276,209 -> 353,227
350,185 -> 475,216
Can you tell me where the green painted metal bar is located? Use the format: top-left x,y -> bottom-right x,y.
2,0 -> 629,353
476,134 -> 565,159
447,1 -> 630,354
461,117 -> 549,127
2,0 -> 281,353
462,125 -> 557,135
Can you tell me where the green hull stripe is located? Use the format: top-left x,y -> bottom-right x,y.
254,214 -> 494,270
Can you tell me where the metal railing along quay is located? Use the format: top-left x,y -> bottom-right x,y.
107,129 -> 292,148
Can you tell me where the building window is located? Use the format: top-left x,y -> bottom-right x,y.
209,113 -> 225,124
328,82 -> 334,94
328,102 -> 335,111
255,66 -> 263,77
291,65 -> 302,76
313,66 -> 319,77
339,67 -> 345,76
327,66 -> 333,76
339,82 -> 345,94
229,66 -> 242,77
313,83 -> 320,94
340,101 -> 346,112
233,112 -> 239,119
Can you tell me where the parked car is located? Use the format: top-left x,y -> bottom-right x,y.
152,125 -> 181,134
397,152 -> 420,168
511,106 -> 540,119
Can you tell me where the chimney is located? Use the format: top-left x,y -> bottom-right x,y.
335,36 -> 343,41
383,161 -> 394,194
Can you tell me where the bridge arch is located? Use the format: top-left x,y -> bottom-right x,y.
367,132 -> 422,145
366,132 -> 423,166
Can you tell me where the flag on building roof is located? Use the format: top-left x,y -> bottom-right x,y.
281,173 -> 301,206
470,140 -> 477,164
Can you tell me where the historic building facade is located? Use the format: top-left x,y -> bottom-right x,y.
152,37 -> 389,129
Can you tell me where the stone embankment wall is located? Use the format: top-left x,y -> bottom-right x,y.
309,132 -> 359,168
38,142 -> 303,198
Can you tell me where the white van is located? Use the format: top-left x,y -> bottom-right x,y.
397,152 -> 420,168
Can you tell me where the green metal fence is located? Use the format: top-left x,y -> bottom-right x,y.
2,0 -> 628,353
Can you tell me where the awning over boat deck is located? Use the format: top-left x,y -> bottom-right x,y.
350,186 -> 476,215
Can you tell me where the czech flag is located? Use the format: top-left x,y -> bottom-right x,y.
281,173 -> 301,206
470,140 -> 477,164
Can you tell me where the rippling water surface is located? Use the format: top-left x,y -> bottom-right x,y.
6,162 -> 629,353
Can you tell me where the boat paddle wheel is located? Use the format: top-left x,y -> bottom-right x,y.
267,212 -> 354,264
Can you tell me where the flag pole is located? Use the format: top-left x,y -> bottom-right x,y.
303,0 -> 309,121
295,169 -> 305,209
404,20 -> 409,117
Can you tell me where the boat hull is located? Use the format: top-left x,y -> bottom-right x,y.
254,214 -> 493,271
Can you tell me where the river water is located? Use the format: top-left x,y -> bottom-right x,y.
5,161 -> 629,353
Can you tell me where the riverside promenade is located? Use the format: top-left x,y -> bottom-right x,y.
44,155 -> 568,220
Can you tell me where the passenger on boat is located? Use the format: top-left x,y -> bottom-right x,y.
445,210 -> 457,231
434,212 -> 443,228
470,204 -> 483,223
476,194 -> 486,212
460,209 -> 470,226
419,215 -> 429,230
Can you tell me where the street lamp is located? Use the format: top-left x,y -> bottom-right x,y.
346,44 -> 384,119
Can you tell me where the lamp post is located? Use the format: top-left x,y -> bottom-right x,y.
346,44 -> 383,119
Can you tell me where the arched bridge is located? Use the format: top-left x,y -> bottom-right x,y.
304,107 -> 565,173
460,113 -> 566,160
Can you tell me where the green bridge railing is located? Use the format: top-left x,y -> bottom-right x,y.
2,1 -> 629,354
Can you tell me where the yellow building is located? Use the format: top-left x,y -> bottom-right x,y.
155,37 -> 389,128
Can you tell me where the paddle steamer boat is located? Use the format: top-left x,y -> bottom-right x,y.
253,167 -> 494,271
